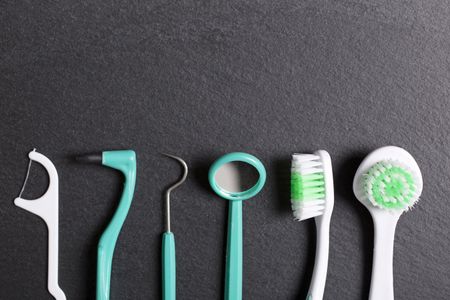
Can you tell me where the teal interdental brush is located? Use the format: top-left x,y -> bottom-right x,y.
161,154 -> 188,300
76,150 -> 137,300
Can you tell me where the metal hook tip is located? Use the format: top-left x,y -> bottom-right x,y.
161,153 -> 188,173
162,152 -> 188,232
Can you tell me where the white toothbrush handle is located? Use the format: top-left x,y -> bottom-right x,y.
370,214 -> 399,300
307,217 -> 330,300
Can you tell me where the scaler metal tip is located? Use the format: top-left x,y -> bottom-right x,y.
162,153 -> 188,232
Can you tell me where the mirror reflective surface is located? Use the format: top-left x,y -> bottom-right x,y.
214,161 -> 260,193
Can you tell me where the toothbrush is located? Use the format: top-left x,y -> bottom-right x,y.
14,149 -> 66,300
76,150 -> 137,300
353,146 -> 423,300
161,154 -> 188,300
291,150 -> 334,300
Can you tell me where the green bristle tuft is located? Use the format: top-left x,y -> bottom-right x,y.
363,161 -> 417,209
291,172 -> 325,201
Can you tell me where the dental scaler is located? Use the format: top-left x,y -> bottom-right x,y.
161,154 -> 188,300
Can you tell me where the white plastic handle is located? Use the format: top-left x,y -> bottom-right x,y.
308,217 -> 330,300
14,150 -> 66,300
369,211 -> 399,300
307,150 -> 334,300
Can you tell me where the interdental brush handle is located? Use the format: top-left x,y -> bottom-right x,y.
162,232 -> 176,300
14,151 -> 66,300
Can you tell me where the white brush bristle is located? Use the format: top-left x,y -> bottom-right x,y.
291,153 -> 327,221
359,160 -> 421,211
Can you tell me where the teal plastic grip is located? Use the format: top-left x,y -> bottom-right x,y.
162,232 -> 176,300
225,200 -> 243,300
97,150 -> 137,300
208,152 -> 266,300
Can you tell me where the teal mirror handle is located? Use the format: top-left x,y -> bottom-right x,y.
225,200 -> 243,300
162,232 -> 176,300
97,150 -> 137,300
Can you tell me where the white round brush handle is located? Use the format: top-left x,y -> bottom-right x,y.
369,212 -> 400,300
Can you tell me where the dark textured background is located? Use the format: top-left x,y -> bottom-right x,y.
1,1 -> 449,299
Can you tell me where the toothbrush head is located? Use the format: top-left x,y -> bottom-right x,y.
353,146 -> 423,212
291,150 -> 334,221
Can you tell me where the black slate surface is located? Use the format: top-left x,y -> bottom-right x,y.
1,1 -> 449,299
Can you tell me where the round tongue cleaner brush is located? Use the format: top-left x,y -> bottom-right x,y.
353,146 -> 423,300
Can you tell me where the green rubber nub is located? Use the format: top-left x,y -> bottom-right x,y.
291,172 -> 325,201
363,161 -> 417,210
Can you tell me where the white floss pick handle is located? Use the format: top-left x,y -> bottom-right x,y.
14,149 -> 66,300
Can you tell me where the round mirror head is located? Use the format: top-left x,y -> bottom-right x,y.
208,152 -> 266,201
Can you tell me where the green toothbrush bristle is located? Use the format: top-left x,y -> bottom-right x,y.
291,152 -> 332,221
291,172 -> 325,201
363,161 -> 417,210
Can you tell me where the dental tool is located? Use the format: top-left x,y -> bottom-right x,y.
353,146 -> 423,300
291,150 -> 334,300
161,154 -> 188,300
14,149 -> 66,300
76,150 -> 137,300
208,152 -> 266,300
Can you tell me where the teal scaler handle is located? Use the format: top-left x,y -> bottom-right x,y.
209,152 -> 266,300
162,232 -> 176,300
76,150 -> 137,300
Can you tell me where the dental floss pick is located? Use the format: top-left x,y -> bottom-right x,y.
14,149 -> 66,300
